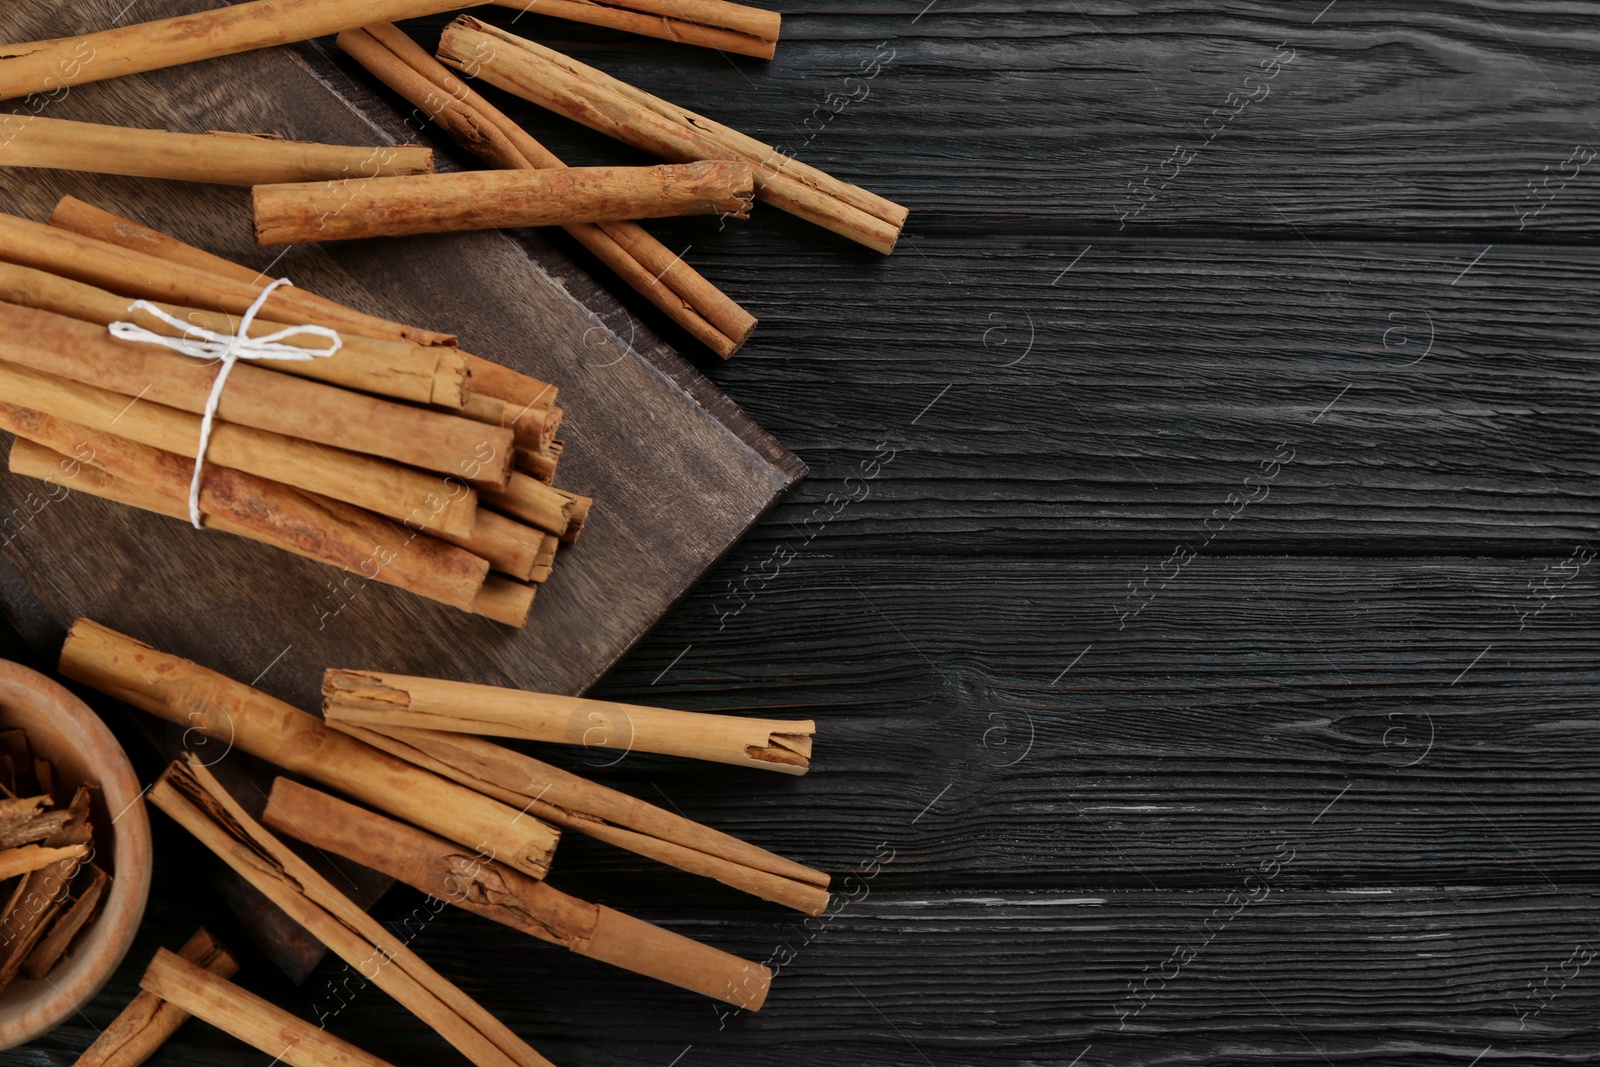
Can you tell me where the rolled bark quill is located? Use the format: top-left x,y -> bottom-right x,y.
75,928 -> 240,1067
0,115 -> 434,186
337,24 -> 757,358
490,0 -> 779,59
149,757 -> 553,1067
9,438 -> 536,626
0,0 -> 492,103
140,949 -> 400,1067
59,620 -> 560,877
438,18 -> 908,254
483,475 -> 591,542
0,360 -> 479,539
0,207 -> 450,348
252,161 -> 755,245
330,721 -> 831,915
48,198 -> 566,425
0,259 -> 467,409
0,409 -> 497,615
0,299 -> 514,490
264,779 -> 772,1009
0,844 -> 86,879
323,671 -> 813,774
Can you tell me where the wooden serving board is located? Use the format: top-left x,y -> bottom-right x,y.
0,0 -> 802,703
0,0 -> 802,976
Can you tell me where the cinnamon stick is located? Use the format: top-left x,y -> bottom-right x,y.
149,756 -> 554,1067
339,24 -> 756,357
8,439 -> 530,624
23,862 -> 108,978
74,928 -> 240,1067
517,442 -> 562,483
0,786 -> 92,992
0,843 -> 87,880
331,721 -> 831,915
0,115 -> 434,186
0,259 -> 467,408
482,475 -> 591,542
490,0 -> 780,59
60,620 -> 560,880
48,199 -> 566,414
5,206 -> 452,348
0,360 -> 480,540
264,779 -> 772,1008
1,409 -> 493,613
252,162 -> 755,245
433,507 -> 548,581
0,795 -> 73,848
438,18 -> 908,254
323,672 -> 813,774
0,299 -> 514,490
458,393 -> 560,455
0,0 -> 493,102
140,948 -> 398,1067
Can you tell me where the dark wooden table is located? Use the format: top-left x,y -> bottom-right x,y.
8,2 -> 1600,1065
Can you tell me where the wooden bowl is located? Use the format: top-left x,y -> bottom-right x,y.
0,659 -> 152,1048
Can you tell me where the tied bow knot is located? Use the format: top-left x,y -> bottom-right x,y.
106,278 -> 342,529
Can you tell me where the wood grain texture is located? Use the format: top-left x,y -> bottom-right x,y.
8,1 -> 1600,1065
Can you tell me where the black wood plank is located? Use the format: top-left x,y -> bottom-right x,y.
443,0 -> 1600,243
26,883 -> 1600,1067
658,236 -> 1599,555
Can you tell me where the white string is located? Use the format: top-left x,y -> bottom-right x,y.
107,279 -> 341,529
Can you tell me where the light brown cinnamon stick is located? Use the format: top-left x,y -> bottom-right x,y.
0,0 -> 493,102
323,671 -> 813,773
0,299 -> 514,490
439,18 -> 907,253
339,24 -> 756,357
7,439 -> 528,624
490,0 -> 779,59
265,778 -> 771,1008
60,621 -> 560,879
0,843 -> 86,880
9,205 -> 452,348
74,928 -> 239,1067
0,786 -> 91,993
0,360 -> 480,539
0,115 -> 433,185
331,721 -> 831,915
151,757 -> 554,1067
141,948 -> 398,1067
517,442 -> 562,483
0,259 -> 467,408
0,795 -> 72,848
253,162 -> 754,245
24,862 -> 108,978
48,198 -> 567,419
1,409 -> 494,613
482,474 -> 591,542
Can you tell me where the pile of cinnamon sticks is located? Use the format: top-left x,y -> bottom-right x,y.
62,619 -> 824,1067
0,196 -> 588,627
0,728 -> 107,995
0,0 -> 906,358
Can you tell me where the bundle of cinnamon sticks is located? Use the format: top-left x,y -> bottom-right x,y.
61,620 -> 825,1065
0,196 -> 588,626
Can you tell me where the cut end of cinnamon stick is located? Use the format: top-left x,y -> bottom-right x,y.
748,727 -> 814,775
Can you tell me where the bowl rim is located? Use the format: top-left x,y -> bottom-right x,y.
0,658 -> 152,1049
